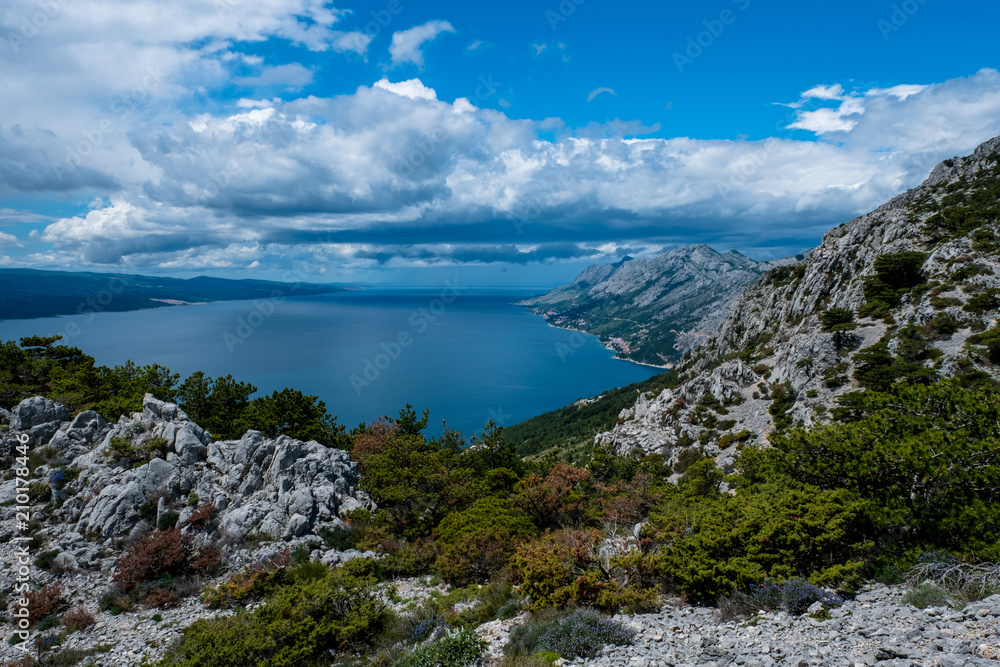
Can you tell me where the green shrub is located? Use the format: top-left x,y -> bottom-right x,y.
768,382 -> 796,431
859,252 -> 927,317
156,562 -> 390,666
505,608 -> 634,661
28,480 -> 52,503
902,583 -> 950,609
34,548 -> 61,571
770,380 -> 1000,562
967,324 -> 1000,363
158,511 -> 180,531
820,308 -> 855,332
963,288 -> 1000,313
434,497 -> 534,584
394,627 -> 485,667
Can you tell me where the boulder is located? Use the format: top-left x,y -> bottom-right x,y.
12,396 -> 68,430
48,410 -> 108,458
63,396 -> 374,541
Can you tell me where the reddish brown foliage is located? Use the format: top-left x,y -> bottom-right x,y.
6,657 -> 36,667
60,605 -> 95,631
350,418 -> 398,470
514,463 -> 595,527
143,588 -> 178,608
112,528 -> 191,591
189,543 -> 222,573
184,502 -> 217,530
13,583 -> 65,626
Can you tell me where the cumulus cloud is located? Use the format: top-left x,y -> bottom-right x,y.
389,20 -> 456,67
373,78 -> 438,101
11,58 -> 1000,271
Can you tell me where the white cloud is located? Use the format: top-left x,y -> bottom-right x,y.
587,87 -> 617,103
331,31 -> 373,56
389,20 -> 456,67
0,231 -> 21,247
14,68 -> 1000,271
373,78 -> 438,101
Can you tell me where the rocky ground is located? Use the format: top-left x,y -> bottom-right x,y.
572,586 -> 1000,667
2,395 -> 998,666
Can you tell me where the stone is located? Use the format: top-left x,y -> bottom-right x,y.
11,396 -> 69,430
284,513 -> 310,539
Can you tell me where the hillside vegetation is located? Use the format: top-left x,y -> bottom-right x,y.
5,139 -> 1000,667
504,370 -> 679,463
3,331 -> 999,665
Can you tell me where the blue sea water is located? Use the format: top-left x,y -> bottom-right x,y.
0,289 -> 662,437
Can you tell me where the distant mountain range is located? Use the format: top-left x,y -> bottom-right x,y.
0,268 -> 351,321
520,244 -> 800,366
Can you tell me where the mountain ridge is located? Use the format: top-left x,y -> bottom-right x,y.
520,244 -> 796,366
596,134 -> 1000,470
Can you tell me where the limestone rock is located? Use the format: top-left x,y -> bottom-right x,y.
11,396 -> 69,430
61,394 -> 373,541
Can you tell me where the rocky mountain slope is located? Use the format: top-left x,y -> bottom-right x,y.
596,135 -> 1000,471
520,245 -> 794,366
0,394 -> 379,664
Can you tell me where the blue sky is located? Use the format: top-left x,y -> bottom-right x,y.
1,0 -> 1000,286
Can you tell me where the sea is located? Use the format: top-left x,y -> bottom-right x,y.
0,288 -> 662,437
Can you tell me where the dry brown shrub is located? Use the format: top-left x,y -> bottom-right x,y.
184,502 -> 217,531
6,657 -> 37,667
350,418 -> 399,469
13,583 -> 66,625
113,528 -> 191,591
143,588 -> 178,608
189,543 -> 222,573
60,605 -> 95,631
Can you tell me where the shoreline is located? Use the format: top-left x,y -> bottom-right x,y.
522,307 -> 672,370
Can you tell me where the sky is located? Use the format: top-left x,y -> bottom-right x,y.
1,0 -> 1000,287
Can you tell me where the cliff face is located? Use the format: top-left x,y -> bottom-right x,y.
596,136 -> 1000,471
521,244 -> 788,366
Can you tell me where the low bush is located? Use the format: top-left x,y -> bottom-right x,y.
433,497 -> 534,584
60,605 -> 95,632
394,627 -> 485,667
902,583 -> 950,609
14,584 -> 66,626
718,579 -> 844,618
505,608 -> 635,662
113,528 -> 218,593
34,548 -> 61,571
905,554 -> 1000,604
184,503 -> 216,531
155,560 -> 391,666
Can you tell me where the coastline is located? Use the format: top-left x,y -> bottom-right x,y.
521,306 -> 672,370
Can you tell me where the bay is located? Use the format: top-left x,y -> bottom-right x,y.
0,288 -> 662,437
